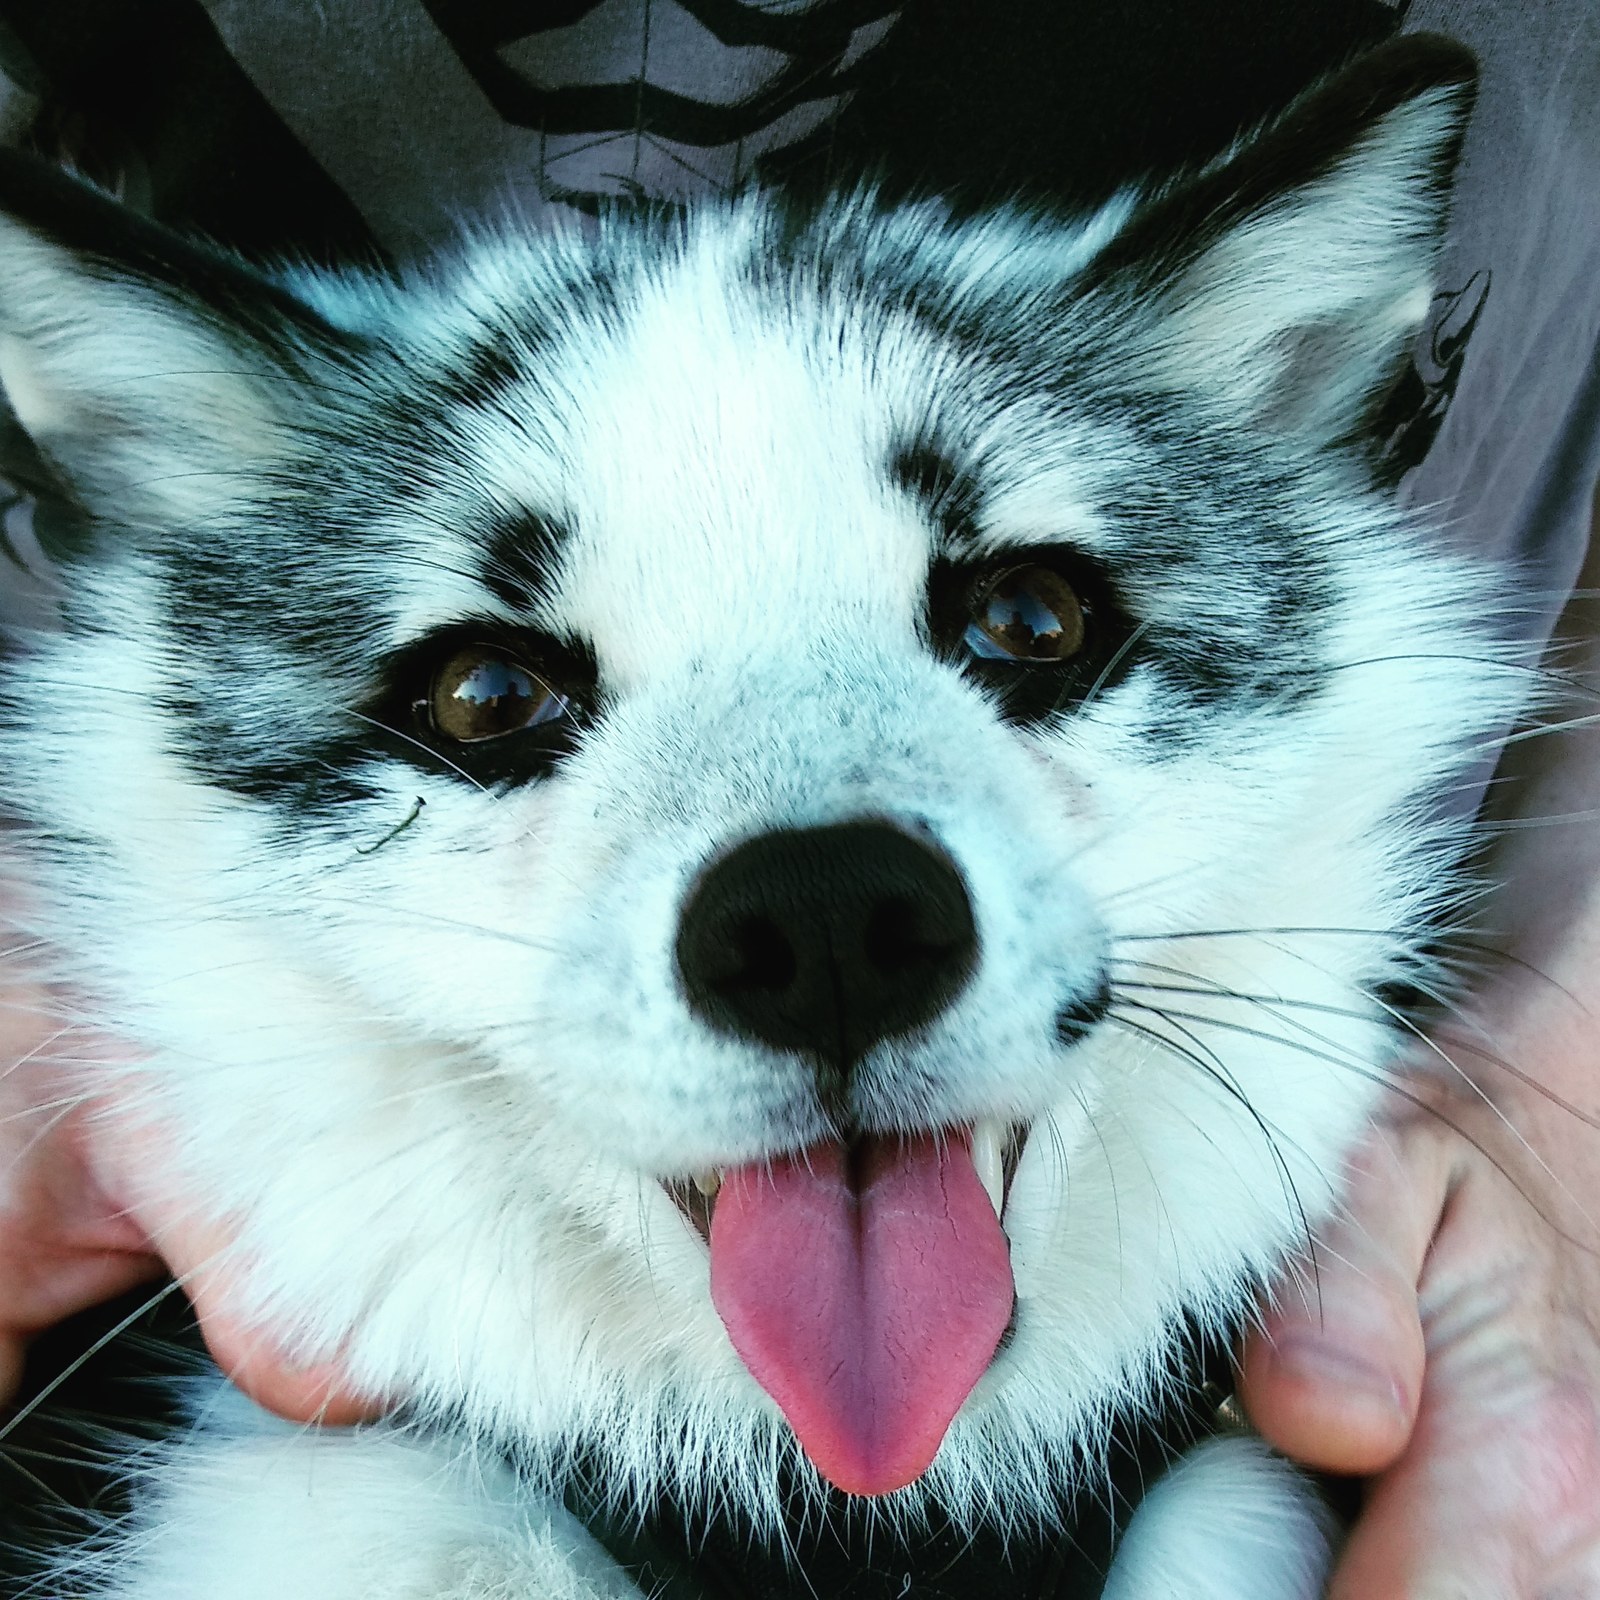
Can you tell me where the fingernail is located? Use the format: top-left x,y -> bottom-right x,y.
1272,1336 -> 1412,1419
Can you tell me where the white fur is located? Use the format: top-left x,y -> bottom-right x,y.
0,61 -> 1506,1599
1104,1436 -> 1336,1600
75,1390 -> 636,1600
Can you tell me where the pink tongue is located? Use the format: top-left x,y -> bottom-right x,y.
709,1133 -> 1014,1496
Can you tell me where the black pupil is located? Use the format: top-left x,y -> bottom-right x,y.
967,568 -> 1082,661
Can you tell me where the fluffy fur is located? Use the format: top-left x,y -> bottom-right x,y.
0,38 -> 1518,1598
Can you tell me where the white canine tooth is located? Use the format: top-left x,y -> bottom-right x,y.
971,1121 -> 1005,1220
693,1169 -> 722,1199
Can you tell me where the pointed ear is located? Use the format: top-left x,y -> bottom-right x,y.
0,150 -> 356,528
1090,35 -> 1477,445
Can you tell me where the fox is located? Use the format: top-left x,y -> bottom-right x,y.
0,35 -> 1514,1600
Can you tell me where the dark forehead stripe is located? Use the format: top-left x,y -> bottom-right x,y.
433,330 -> 527,415
478,513 -> 570,612
889,440 -> 983,547
743,194 -> 1003,370
402,243 -> 633,438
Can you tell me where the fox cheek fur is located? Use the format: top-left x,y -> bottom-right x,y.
0,34 -> 1523,1598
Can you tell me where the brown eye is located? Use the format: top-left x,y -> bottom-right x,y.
428,646 -> 572,743
966,564 -> 1087,663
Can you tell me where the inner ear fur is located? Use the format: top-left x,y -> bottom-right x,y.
0,150 -> 357,525
1084,33 -> 1478,443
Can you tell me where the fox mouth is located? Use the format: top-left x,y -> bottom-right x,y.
663,1120 -> 1025,1498
664,1118 -> 1025,1242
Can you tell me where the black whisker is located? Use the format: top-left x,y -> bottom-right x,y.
1115,998 -> 1600,1259
1104,1007 -> 1317,1270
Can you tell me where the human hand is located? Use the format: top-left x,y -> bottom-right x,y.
1240,1047 -> 1600,1598
0,944 -> 380,1425
1241,507 -> 1600,1598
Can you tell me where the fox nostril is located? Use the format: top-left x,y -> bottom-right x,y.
713,916 -> 798,995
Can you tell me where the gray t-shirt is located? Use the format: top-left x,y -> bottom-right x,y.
1402,0 -> 1600,646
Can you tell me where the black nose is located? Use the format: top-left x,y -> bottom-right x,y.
675,821 -> 977,1075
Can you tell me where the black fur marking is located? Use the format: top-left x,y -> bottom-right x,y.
159,512 -> 384,664
160,689 -> 386,813
160,616 -> 599,816
890,439 -> 983,545
1056,973 -> 1112,1045
432,251 -> 629,414
1080,397 -> 1338,732
435,331 -> 528,416
478,514 -> 569,613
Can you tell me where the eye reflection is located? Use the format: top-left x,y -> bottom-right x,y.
967,565 -> 1087,663
429,647 -> 571,743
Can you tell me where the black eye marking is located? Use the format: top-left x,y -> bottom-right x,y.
928,551 -> 1138,725
477,514 -> 570,613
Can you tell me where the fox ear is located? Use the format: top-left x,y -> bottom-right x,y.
0,151 -> 356,529
1092,34 -> 1477,445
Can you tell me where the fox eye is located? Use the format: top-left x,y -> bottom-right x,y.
965,564 -> 1087,663
427,646 -> 574,743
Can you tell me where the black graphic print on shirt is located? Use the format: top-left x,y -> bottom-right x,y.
418,0 -> 902,208
1376,271 -> 1493,483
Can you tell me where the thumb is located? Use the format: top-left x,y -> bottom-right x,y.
1238,1121 -> 1451,1474
157,1212 -> 384,1427
87,1097 -> 384,1427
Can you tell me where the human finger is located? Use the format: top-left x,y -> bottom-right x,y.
1327,1347 -> 1600,1600
170,1230 -> 383,1427
86,1103 -> 384,1427
1238,1120 -> 1452,1475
